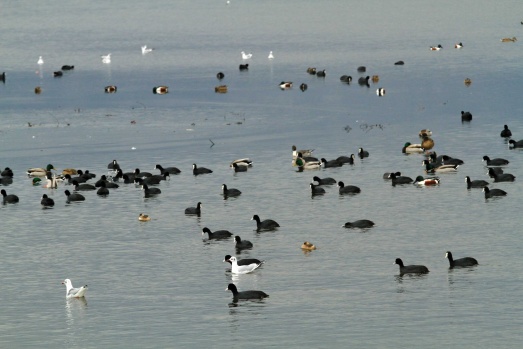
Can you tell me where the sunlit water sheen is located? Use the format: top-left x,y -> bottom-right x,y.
1,1 -> 523,348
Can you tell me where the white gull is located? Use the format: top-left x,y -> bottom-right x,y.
101,53 -> 111,64
62,278 -> 88,299
241,51 -> 252,60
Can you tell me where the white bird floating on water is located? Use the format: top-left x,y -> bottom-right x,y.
268,51 -> 274,59
37,56 -> 44,65
62,278 -> 88,299
241,51 -> 252,60
224,255 -> 264,274
141,45 -> 154,54
101,53 -> 111,64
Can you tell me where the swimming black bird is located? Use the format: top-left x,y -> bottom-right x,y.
394,258 -> 429,275
445,251 -> 478,268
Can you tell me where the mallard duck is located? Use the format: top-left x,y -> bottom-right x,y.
292,145 -> 314,158
430,45 -> 442,51
414,175 -> 440,186
423,160 -> 458,173
62,168 -> 77,175
402,142 -> 424,154
301,241 -> 317,251
104,85 -> 117,93
152,86 -> 168,94
27,164 -> 56,177
32,178 -> 42,186
215,85 -> 227,93
421,136 -> 435,150
279,81 -> 292,89
230,158 -> 253,168
232,163 -> 247,172
295,157 -> 321,171
138,213 -> 151,221
419,129 -> 432,138
43,173 -> 58,189
501,37 -> 517,42
445,251 -> 478,268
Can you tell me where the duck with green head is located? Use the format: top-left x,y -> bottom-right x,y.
27,164 -> 55,177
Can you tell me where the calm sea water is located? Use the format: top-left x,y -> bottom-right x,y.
2,1 -> 523,348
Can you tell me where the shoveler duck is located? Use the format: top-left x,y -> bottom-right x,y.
423,160 -> 458,173
501,37 -> 517,42
402,142 -> 424,154
301,241 -> 317,251
421,136 -> 435,150
279,81 -> 292,89
104,85 -> 117,93
215,85 -> 228,93
414,175 -> 440,186
138,213 -> 151,221
376,88 -> 385,96
500,124 -> 512,138
430,45 -> 442,50
153,86 -> 168,94
454,42 -> 463,48
27,164 -> 55,177
464,78 -> 472,86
